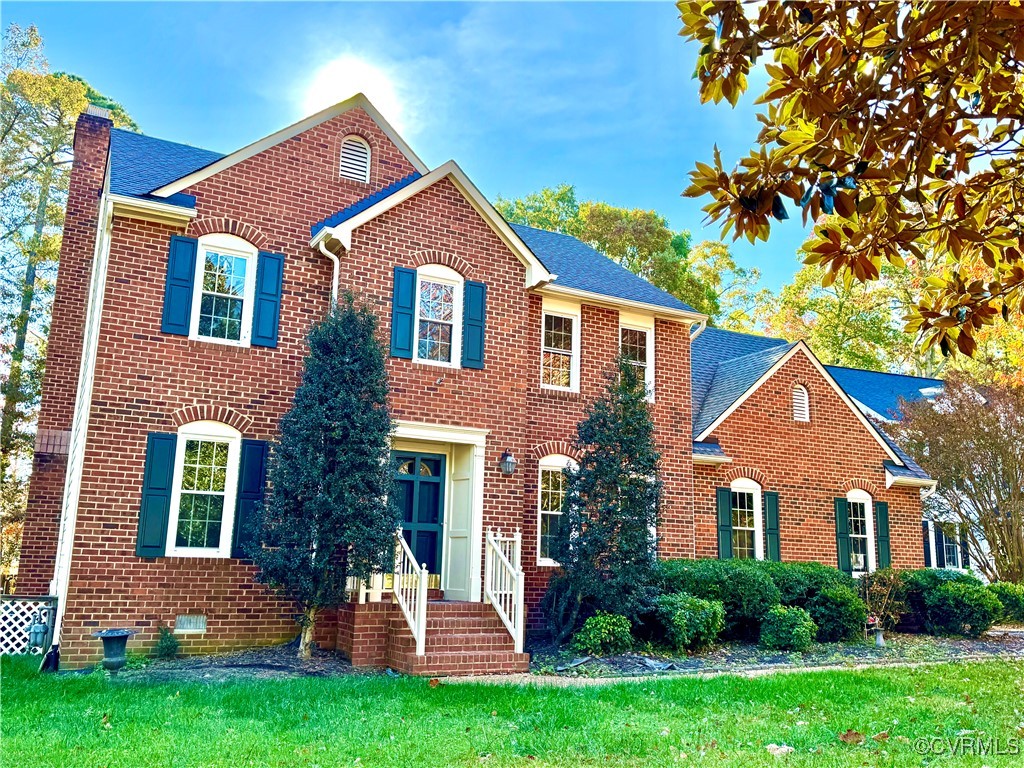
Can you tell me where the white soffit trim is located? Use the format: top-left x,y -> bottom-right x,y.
886,469 -> 937,490
109,194 -> 197,225
536,283 -> 706,324
394,419 -> 489,448
695,341 -> 904,466
149,93 -> 429,197
693,454 -> 733,465
311,160 -> 555,288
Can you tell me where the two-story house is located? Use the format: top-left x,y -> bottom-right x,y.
16,96 -> 933,674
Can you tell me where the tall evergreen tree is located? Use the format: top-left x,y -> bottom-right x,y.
543,359 -> 662,645
248,296 -> 399,659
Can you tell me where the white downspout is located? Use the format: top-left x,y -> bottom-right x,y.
690,318 -> 708,340
317,237 -> 340,305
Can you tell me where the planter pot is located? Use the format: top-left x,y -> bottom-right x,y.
91,629 -> 137,676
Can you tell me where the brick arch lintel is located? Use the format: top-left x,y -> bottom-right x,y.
841,478 -> 881,496
171,404 -> 253,435
411,250 -> 475,280
723,466 -> 769,486
531,440 -> 582,462
189,217 -> 270,249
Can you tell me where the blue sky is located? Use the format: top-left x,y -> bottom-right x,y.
9,1 -> 812,291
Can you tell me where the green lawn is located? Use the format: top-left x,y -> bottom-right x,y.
3,657 -> 1024,767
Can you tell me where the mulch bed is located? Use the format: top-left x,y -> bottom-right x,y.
528,629 -> 1024,678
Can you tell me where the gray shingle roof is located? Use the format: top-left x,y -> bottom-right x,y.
824,365 -> 943,422
693,441 -> 729,460
509,224 -> 698,314
109,128 -> 224,199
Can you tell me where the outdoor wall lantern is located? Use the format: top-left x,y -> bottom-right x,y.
499,449 -> 517,476
28,612 -> 47,651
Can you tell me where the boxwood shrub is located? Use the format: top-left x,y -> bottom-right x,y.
922,581 -> 1002,637
571,612 -> 633,656
806,585 -> 868,642
654,592 -> 725,653
658,560 -> 780,640
903,568 -> 982,619
759,605 -> 817,652
989,582 -> 1024,623
757,560 -> 855,607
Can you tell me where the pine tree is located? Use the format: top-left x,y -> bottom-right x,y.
248,295 -> 399,659
543,359 -> 662,645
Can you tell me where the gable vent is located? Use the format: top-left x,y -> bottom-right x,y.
340,136 -> 371,183
792,385 -> 810,422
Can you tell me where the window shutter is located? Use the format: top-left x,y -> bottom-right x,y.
763,491 -> 781,561
161,236 -> 198,335
136,433 -> 177,557
251,251 -> 284,348
834,498 -> 852,575
959,526 -> 970,568
462,280 -> 486,369
934,525 -> 947,568
875,500 -> 891,569
922,521 -> 932,567
231,439 -> 269,559
716,487 -> 732,559
390,267 -> 416,359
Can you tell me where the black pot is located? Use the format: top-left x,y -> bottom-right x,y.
91,629 -> 137,676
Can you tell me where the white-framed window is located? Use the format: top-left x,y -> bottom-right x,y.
540,300 -> 581,392
414,264 -> 463,367
730,478 -> 764,560
190,233 -> 258,347
792,384 -> 810,422
847,489 -> 876,575
339,135 -> 371,183
166,420 -> 241,558
538,454 -> 577,565
943,531 -> 961,569
620,314 -> 655,400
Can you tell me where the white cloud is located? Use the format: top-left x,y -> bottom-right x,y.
300,53 -> 409,134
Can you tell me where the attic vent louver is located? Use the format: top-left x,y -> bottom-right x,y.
340,135 -> 371,182
792,384 -> 810,422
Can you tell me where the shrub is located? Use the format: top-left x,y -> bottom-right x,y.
903,568 -> 982,620
757,560 -> 854,607
858,568 -> 908,630
654,593 -> 725,652
571,612 -> 633,656
989,582 -> 1024,623
759,605 -> 817,652
922,582 -> 1002,637
154,626 -> 180,660
659,559 -> 781,640
806,585 -> 868,642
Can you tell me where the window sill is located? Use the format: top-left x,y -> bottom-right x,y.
538,386 -> 581,401
412,357 -> 461,371
165,549 -> 232,559
537,558 -> 560,568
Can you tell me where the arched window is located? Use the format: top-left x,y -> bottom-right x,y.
537,454 -> 577,565
414,264 -> 464,366
339,135 -> 371,182
191,233 -> 259,346
792,384 -> 810,422
166,420 -> 241,558
846,488 -> 876,574
729,477 -> 764,560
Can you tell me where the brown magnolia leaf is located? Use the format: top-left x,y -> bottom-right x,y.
839,729 -> 865,745
429,678 -> 441,688
872,731 -> 890,742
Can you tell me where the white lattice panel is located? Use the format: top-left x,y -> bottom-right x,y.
0,598 -> 54,655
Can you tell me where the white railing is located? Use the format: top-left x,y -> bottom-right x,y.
392,529 -> 429,656
484,529 -> 525,653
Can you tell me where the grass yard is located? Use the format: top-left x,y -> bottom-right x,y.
3,657 -> 1024,767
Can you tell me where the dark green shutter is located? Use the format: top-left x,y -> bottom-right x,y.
716,487 -> 732,559
161,236 -> 198,335
137,433 -> 177,557
462,280 -> 486,369
923,521 -> 932,567
834,497 -> 852,574
874,501 -> 891,569
390,267 -> 416,358
934,524 -> 947,568
763,491 -> 781,562
231,439 -> 268,559
251,251 -> 284,348
959,526 -> 970,568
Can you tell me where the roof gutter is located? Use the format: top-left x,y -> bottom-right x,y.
108,193 -> 196,226
536,283 -> 707,324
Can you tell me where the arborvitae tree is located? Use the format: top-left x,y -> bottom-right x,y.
249,295 -> 399,659
543,359 -> 662,645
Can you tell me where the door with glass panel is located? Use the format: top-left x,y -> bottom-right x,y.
392,452 -> 446,586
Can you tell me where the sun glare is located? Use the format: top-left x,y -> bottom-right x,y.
301,54 -> 406,132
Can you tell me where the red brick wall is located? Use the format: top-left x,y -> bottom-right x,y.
692,351 -> 924,569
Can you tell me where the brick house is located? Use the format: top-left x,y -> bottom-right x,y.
16,96 -> 934,673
